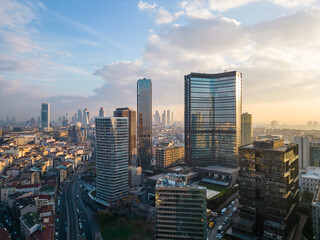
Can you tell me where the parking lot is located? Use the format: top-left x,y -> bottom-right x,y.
207,198 -> 239,239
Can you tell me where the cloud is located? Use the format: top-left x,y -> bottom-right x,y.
155,7 -> 175,24
0,0 -> 36,29
93,9 -> 320,123
137,1 -> 157,10
208,0 -> 317,12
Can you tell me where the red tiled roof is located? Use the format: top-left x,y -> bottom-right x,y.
0,228 -> 11,240
29,224 -> 54,240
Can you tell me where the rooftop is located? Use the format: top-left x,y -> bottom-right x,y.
195,165 -> 239,174
301,168 -> 320,180
22,212 -> 40,228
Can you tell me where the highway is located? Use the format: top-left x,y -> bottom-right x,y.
57,166 -> 98,240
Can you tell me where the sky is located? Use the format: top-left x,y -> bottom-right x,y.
0,0 -> 320,124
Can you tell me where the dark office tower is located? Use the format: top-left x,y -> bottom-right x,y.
241,113 -> 253,145
77,109 -> 82,122
161,111 -> 166,126
99,107 -> 105,117
114,107 -> 137,166
166,110 -> 170,125
137,78 -> 152,169
95,117 -> 129,205
185,71 -> 242,167
41,103 -> 50,130
233,139 -> 299,240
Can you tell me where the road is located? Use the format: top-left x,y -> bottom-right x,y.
208,200 -> 239,239
57,166 -> 98,240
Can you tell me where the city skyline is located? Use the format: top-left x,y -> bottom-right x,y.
0,1 -> 320,124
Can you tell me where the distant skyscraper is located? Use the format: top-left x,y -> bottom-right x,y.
294,136 -> 310,169
166,110 -> 170,125
154,110 -> 160,124
185,71 -> 242,167
314,121 -> 319,129
30,118 -> 36,128
271,120 -> 279,129
155,174 -> 207,239
241,113 -> 253,145
95,117 -> 129,205
77,109 -> 82,122
233,139 -> 299,239
308,121 -> 313,129
83,108 -> 89,126
41,103 -> 50,130
99,107 -> 105,117
114,107 -> 137,166
161,111 -> 166,126
137,78 -> 152,169
171,112 -> 174,124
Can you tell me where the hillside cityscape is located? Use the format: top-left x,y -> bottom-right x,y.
1,1 -> 320,240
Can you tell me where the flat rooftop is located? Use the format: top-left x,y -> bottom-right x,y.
195,165 -> 239,174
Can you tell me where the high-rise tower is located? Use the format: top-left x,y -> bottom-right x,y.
137,78 -> 152,169
114,107 -> 137,166
41,103 -> 50,130
241,113 -> 253,145
95,117 -> 129,205
185,71 -> 242,167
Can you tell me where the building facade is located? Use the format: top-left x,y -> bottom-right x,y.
312,186 -> 320,239
185,71 -> 242,167
294,136 -> 310,169
156,146 -> 185,168
95,117 -> 129,205
155,174 -> 207,240
299,168 -> 320,193
233,139 -> 299,240
241,113 -> 253,146
113,107 -> 137,166
41,103 -> 50,130
137,78 -> 152,169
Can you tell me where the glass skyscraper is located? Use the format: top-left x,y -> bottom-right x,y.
137,78 -> 152,169
95,117 -> 129,205
185,71 -> 242,167
41,102 -> 50,130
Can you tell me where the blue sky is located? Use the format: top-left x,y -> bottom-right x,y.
1,0 -> 320,124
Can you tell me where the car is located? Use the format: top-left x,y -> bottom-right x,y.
229,212 -> 233,217
233,207 -> 237,213
231,200 -> 235,206
225,217 -> 229,222
221,208 -> 227,215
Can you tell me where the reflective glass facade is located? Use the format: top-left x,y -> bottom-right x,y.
185,71 -> 242,167
137,78 -> 152,169
95,117 -> 129,205
41,102 -> 50,130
